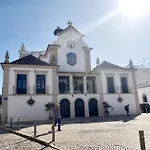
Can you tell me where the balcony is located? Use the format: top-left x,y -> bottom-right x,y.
12,86 -> 50,95
107,86 -> 133,94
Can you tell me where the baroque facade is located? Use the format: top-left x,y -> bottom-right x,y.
1,22 -> 141,122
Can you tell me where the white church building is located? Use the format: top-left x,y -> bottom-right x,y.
1,22 -> 141,122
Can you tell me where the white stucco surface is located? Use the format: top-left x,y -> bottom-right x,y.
8,67 -> 53,95
135,68 -> 150,85
52,27 -> 89,72
104,94 -> 136,115
7,95 -> 53,122
100,69 -> 134,94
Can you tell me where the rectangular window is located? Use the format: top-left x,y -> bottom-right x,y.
73,76 -> 83,94
121,77 -> 128,93
59,76 -> 69,94
87,77 -> 96,93
17,74 -> 27,94
107,77 -> 115,93
36,75 -> 45,94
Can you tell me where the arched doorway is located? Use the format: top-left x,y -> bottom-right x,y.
60,99 -> 70,118
88,98 -> 98,116
75,98 -> 85,117
143,94 -> 148,103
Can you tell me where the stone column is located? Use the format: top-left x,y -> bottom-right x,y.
96,71 -> 104,116
70,101 -> 75,118
30,70 -> 34,95
83,76 -> 87,94
52,69 -> 58,105
69,76 -> 73,94
85,100 -> 89,117
2,66 -> 10,124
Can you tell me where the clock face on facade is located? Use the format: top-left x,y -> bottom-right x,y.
67,40 -> 75,49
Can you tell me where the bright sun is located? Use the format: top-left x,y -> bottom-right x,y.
120,0 -> 150,18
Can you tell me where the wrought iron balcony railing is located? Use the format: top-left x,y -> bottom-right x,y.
12,86 -> 50,95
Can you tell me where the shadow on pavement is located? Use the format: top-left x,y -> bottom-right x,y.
0,115 -> 138,133
61,115 -> 138,125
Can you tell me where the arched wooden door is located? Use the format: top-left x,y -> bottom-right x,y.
75,98 -> 85,117
89,98 -> 98,116
60,99 -> 70,118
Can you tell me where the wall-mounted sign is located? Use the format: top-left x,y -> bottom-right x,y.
4,98 -> 8,100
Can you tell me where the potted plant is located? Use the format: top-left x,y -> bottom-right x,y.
45,102 -> 55,120
103,101 -> 111,116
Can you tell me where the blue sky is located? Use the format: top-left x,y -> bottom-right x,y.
0,0 -> 150,94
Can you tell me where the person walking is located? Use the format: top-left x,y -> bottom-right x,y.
54,104 -> 61,131
124,104 -> 130,116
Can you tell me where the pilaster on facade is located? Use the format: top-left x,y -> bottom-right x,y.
2,66 -> 10,124
52,69 -> 58,104
83,76 -> 87,94
97,71 -> 104,116
96,76 -> 100,94
30,70 -> 35,95
85,100 -> 89,117
70,101 -> 75,118
69,76 -> 73,94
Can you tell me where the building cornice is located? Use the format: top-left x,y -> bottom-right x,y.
1,63 -> 59,70
58,71 -> 98,76
39,44 -> 60,59
82,47 -> 93,51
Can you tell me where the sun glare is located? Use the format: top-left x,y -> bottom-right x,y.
120,0 -> 150,18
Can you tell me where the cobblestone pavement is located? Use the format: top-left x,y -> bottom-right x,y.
0,114 -> 150,150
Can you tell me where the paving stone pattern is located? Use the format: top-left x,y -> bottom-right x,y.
0,114 -> 150,150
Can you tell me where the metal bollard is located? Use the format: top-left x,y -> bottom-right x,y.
34,121 -> 37,137
5,117 -> 7,125
139,130 -> 146,150
52,108 -> 55,141
0,117 -> 2,125
10,118 -> 12,129
18,118 -> 20,131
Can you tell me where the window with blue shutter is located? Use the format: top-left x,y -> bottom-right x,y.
36,75 -> 45,94
17,74 -> 27,94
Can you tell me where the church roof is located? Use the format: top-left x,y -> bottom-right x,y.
10,55 -> 51,66
98,61 -> 123,69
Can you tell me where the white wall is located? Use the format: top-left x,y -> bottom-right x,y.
8,67 -> 53,95
53,28 -> 89,72
138,86 -> 150,104
27,26 -> 90,72
135,68 -> 150,85
104,94 -> 136,115
95,69 -> 138,115
8,95 -> 53,122
101,70 -> 134,94
40,53 -> 50,64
